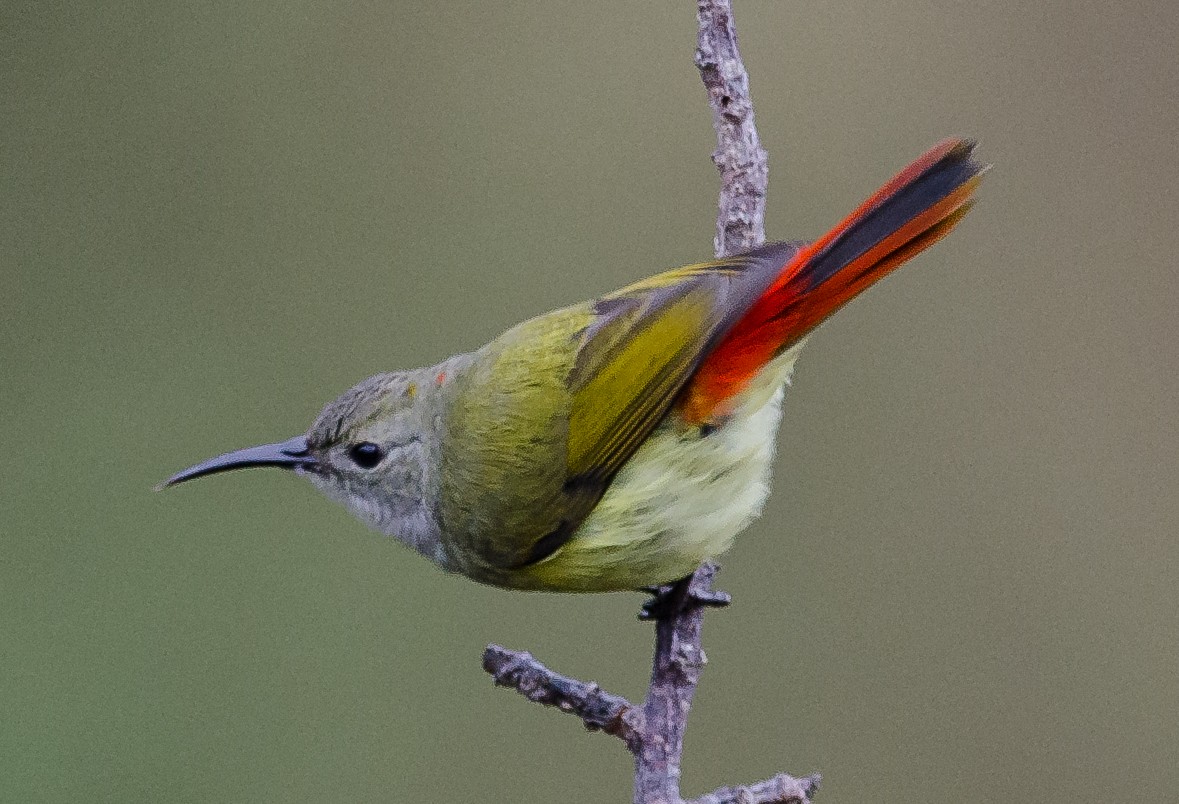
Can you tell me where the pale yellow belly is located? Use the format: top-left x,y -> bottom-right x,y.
520,343 -> 805,592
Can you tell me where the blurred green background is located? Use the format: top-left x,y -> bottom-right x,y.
4,1 -> 1177,801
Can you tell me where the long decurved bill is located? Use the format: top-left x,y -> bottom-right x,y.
157,435 -> 315,490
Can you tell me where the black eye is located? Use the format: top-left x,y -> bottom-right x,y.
348,442 -> 384,469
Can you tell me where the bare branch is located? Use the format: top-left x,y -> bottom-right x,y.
632,564 -> 719,803
686,773 -> 823,804
695,0 -> 769,257
484,567 -> 817,804
483,645 -> 642,749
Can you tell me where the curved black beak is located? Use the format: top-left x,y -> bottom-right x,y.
157,435 -> 315,490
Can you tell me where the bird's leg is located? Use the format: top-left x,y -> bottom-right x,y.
638,569 -> 731,621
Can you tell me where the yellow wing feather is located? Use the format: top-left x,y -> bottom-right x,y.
438,244 -> 802,581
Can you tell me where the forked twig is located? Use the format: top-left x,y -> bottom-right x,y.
486,565 -> 817,804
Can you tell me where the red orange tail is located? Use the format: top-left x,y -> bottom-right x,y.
680,138 -> 987,423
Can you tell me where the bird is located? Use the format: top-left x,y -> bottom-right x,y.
161,139 -> 986,600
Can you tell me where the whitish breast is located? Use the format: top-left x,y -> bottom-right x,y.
524,342 -> 805,591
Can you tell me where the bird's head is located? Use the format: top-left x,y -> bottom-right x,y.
160,372 -> 433,542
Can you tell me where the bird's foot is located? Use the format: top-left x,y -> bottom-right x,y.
638,572 -> 731,621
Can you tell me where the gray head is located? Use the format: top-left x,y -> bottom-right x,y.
160,371 -> 443,560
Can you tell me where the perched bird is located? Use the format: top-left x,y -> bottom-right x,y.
162,139 -> 986,597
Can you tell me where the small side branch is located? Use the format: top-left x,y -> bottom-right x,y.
685,773 -> 823,804
483,645 -> 642,750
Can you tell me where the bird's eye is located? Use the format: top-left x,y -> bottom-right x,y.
348,442 -> 384,469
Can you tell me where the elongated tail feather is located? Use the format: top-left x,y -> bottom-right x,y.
680,138 -> 987,423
